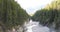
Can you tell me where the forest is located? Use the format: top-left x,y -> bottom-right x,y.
31,0 -> 60,32
0,0 -> 29,32
0,0 -> 60,32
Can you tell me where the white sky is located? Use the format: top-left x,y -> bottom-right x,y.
15,0 -> 54,15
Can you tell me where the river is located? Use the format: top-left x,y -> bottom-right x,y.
24,20 -> 55,32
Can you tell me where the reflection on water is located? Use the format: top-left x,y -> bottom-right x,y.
25,20 -> 55,32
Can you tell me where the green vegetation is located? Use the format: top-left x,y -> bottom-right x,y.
31,8 -> 60,30
0,0 -> 29,32
31,9 -> 58,26
31,0 -> 60,30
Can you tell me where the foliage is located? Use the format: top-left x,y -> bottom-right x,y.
0,0 -> 29,30
31,0 -> 60,30
31,8 -> 60,29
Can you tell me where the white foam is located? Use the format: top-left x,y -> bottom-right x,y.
25,20 -> 50,32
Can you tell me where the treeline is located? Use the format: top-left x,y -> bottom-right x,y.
31,0 -> 60,31
0,0 -> 29,32
31,8 -> 60,29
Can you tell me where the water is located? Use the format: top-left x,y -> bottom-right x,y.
24,20 -> 51,32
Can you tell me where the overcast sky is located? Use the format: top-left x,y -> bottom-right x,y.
15,0 -> 54,15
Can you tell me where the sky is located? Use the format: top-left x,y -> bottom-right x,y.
15,0 -> 54,15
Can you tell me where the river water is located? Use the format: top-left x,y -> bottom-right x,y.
24,20 -> 55,32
